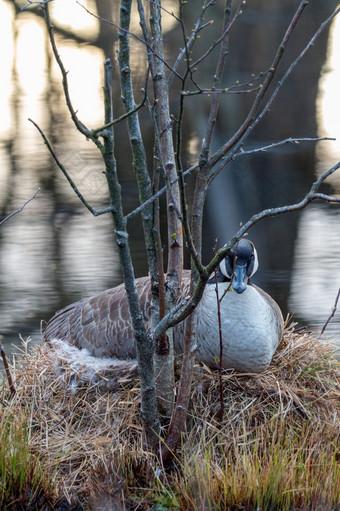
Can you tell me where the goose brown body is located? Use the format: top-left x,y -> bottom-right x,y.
44,272 -> 192,358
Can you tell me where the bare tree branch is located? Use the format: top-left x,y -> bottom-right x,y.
247,6 -> 340,138
43,3 -> 97,143
0,188 -> 40,226
320,289 -> 340,337
151,0 -> 184,410
0,342 -> 16,397
168,0 -> 216,87
90,78 -> 149,137
235,137 -> 336,157
210,138 -> 336,181
28,119 -> 115,217
190,0 -> 243,72
173,74 -> 205,276
182,86 -> 260,96
214,263 -> 226,422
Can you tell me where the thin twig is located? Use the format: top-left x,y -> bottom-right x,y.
200,0 -> 233,164
211,137 -> 338,184
0,342 -> 16,397
15,0 -> 91,45
125,163 -> 198,221
153,163 -> 168,356
182,86 -> 260,96
213,257 -> 224,422
191,0 -> 243,70
77,1 -> 182,80
90,78 -> 149,136
174,72 -> 205,276
225,69 -> 267,92
168,0 -> 216,87
29,119 -> 115,217
43,3 -> 94,141
235,137 -> 336,156
0,188 -> 40,226
320,288 -> 340,337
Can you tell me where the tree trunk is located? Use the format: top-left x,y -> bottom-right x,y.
148,0 -> 183,416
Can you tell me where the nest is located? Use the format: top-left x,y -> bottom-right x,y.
1,325 -> 339,510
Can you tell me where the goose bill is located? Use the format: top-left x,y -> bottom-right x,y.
232,264 -> 248,294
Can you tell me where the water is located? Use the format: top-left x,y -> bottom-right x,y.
1,0 -> 340,369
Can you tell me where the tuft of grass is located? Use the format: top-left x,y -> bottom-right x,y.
1,325 -> 339,509
0,411 -> 57,510
176,419 -> 340,510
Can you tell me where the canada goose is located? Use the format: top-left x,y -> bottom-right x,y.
44,239 -> 284,373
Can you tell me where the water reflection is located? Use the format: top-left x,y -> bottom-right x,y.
290,204 -> 340,337
1,0 -> 340,370
50,44 -> 104,125
316,3 -> 340,191
291,3 -> 340,341
0,2 -> 14,137
51,0 -> 98,38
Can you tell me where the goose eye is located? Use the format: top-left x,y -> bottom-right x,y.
247,253 -> 255,276
225,254 -> 235,277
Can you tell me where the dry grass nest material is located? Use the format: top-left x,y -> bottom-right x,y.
1,325 -> 340,509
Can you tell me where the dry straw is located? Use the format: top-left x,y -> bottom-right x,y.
1,324 -> 339,510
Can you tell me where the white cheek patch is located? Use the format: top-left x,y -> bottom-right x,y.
251,247 -> 259,276
219,258 -> 230,278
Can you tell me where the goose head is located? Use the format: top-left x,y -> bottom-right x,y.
219,238 -> 258,294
